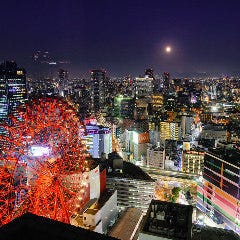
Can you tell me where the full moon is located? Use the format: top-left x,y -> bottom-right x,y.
165,46 -> 172,53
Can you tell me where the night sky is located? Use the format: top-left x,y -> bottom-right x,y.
0,0 -> 240,76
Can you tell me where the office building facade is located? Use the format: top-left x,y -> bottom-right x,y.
0,61 -> 27,122
197,146 -> 240,234
84,124 -> 112,159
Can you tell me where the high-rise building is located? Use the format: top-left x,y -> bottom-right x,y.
114,95 -> 134,119
147,145 -> 165,168
84,124 -> 112,159
152,94 -> 164,110
160,122 -> 181,142
197,145 -> 240,234
181,115 -> 195,139
135,76 -> 154,98
162,72 -> 170,95
182,150 -> 204,174
0,61 -> 27,124
58,68 -> 68,96
170,122 -> 180,140
90,69 -> 107,113
160,122 -> 171,141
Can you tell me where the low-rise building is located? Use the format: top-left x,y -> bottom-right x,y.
71,189 -> 118,234
107,161 -> 154,212
182,150 -> 204,174
107,177 -> 155,213
147,145 -> 165,169
139,199 -> 193,240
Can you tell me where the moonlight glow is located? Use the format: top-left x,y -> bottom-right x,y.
165,46 -> 172,53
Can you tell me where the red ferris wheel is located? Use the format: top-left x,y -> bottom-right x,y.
0,97 -> 89,226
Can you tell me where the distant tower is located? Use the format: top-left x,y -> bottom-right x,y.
58,69 -> 68,96
145,68 -> 154,79
162,72 -> 170,95
90,69 -> 107,113
0,61 -> 27,122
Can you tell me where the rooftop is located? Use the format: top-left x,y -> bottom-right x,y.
202,124 -> 226,131
109,208 -> 143,240
192,224 -> 240,240
207,146 -> 240,167
107,161 -> 154,181
141,200 -> 193,240
84,208 -> 98,215
0,213 -> 118,240
95,189 -> 116,210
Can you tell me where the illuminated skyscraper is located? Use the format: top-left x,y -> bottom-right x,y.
0,61 -> 27,123
90,69 -> 107,112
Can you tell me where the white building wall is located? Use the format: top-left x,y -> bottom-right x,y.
100,190 -> 118,233
170,122 -> 179,140
89,165 -> 100,199
104,133 -> 112,156
106,178 -> 155,213
147,148 -> 165,169
94,220 -> 103,234
149,131 -> 160,146
83,209 -> 101,227
93,134 -> 100,158
135,77 -> 154,97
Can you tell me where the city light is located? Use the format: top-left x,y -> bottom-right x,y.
132,131 -> 139,144
1,1 -> 240,238
30,146 -> 50,157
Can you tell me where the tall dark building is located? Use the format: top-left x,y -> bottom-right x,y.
90,69 -> 107,113
58,69 -> 68,83
0,61 -> 27,124
145,68 -> 154,78
162,72 -> 170,95
58,69 -> 69,96
77,80 -> 91,119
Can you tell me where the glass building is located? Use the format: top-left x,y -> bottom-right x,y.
0,61 -> 27,133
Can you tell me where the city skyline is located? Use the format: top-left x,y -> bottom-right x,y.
0,1 -> 240,76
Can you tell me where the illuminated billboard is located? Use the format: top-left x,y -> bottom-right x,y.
29,146 -> 50,157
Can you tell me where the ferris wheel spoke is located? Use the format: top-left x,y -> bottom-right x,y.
0,97 -> 88,225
